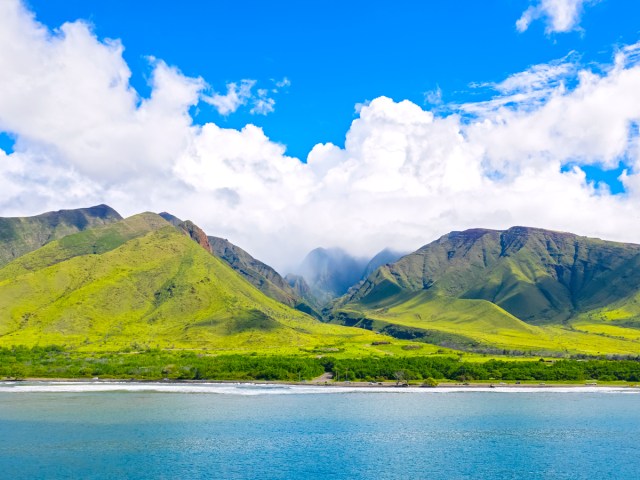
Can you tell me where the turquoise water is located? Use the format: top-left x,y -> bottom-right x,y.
0,383 -> 639,479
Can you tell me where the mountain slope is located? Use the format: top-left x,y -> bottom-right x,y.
208,235 -> 305,309
0,204 -> 121,267
157,212 -> 316,313
347,227 -> 640,323
0,212 -> 170,282
362,248 -> 406,280
0,214 -> 397,354
285,274 -> 322,313
295,247 -> 369,304
334,227 -> 640,355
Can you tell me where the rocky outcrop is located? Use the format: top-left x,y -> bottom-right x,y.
177,220 -> 212,253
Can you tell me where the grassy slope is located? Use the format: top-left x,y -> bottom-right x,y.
0,204 -> 121,267
208,235 -> 301,308
571,290 -> 640,341
0,215 -> 431,357
336,291 -> 640,355
335,228 -> 640,355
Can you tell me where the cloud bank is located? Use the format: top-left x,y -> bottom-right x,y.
1,0 -> 639,273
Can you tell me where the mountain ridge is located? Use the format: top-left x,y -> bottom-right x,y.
331,225 -> 640,354
0,212 -> 394,354
0,204 -> 122,267
1,205 -> 639,356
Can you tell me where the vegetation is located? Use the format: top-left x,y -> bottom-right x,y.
333,227 -> 640,355
0,204 -> 121,267
326,356 -> 640,383
0,346 -> 324,381
1,346 -> 639,383
0,213 -> 423,356
1,209 -> 639,364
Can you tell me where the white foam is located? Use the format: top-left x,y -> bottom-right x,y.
0,382 -> 637,395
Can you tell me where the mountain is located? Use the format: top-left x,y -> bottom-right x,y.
179,220 -> 213,253
0,204 -> 121,267
0,213 -> 391,354
208,235 -> 314,312
285,273 -> 322,315
362,248 -> 406,280
159,213 -> 213,252
295,247 -> 369,305
158,212 -> 183,227
157,211 -> 317,314
332,227 -> 640,355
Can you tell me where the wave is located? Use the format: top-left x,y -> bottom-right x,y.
0,381 -> 637,395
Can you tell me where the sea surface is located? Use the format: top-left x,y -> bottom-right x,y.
0,382 -> 639,479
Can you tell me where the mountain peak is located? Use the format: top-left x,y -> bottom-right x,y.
345,225 -> 640,325
503,225 -> 576,238
0,205 -> 123,267
158,212 -> 183,227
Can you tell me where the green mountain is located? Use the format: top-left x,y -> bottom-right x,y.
208,235 -> 321,317
332,227 -> 640,355
0,205 -> 121,267
159,211 -> 319,316
0,213 -> 398,355
285,273 -> 322,313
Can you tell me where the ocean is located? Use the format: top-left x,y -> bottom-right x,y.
0,382 -> 638,479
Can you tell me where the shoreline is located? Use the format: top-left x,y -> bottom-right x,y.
3,377 -> 639,390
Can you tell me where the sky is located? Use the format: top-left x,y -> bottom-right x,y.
1,0 -> 640,272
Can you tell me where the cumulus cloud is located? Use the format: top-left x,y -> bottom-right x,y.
516,0 -> 596,34
0,1 -> 203,184
2,0 -> 640,273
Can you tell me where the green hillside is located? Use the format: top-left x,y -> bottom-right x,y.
0,204 -> 121,267
0,214 -> 416,356
208,235 -> 318,315
159,212 -> 320,316
333,227 -> 640,355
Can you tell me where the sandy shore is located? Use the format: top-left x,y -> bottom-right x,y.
4,377 -> 639,390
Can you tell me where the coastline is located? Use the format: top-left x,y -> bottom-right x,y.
1,378 -> 638,393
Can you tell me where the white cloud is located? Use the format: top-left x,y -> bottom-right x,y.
516,0 -> 596,34
203,79 -> 282,116
250,89 -> 276,115
2,0 -> 640,274
0,1 -> 203,184
275,77 -> 291,89
423,86 -> 443,106
202,79 -> 255,115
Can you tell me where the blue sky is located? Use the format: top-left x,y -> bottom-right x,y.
2,0 -> 640,269
25,0 -> 640,165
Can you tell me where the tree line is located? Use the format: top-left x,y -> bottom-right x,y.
1,346 -> 639,382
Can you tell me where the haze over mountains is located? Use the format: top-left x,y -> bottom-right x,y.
0,205 -> 639,356
289,247 -> 405,307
